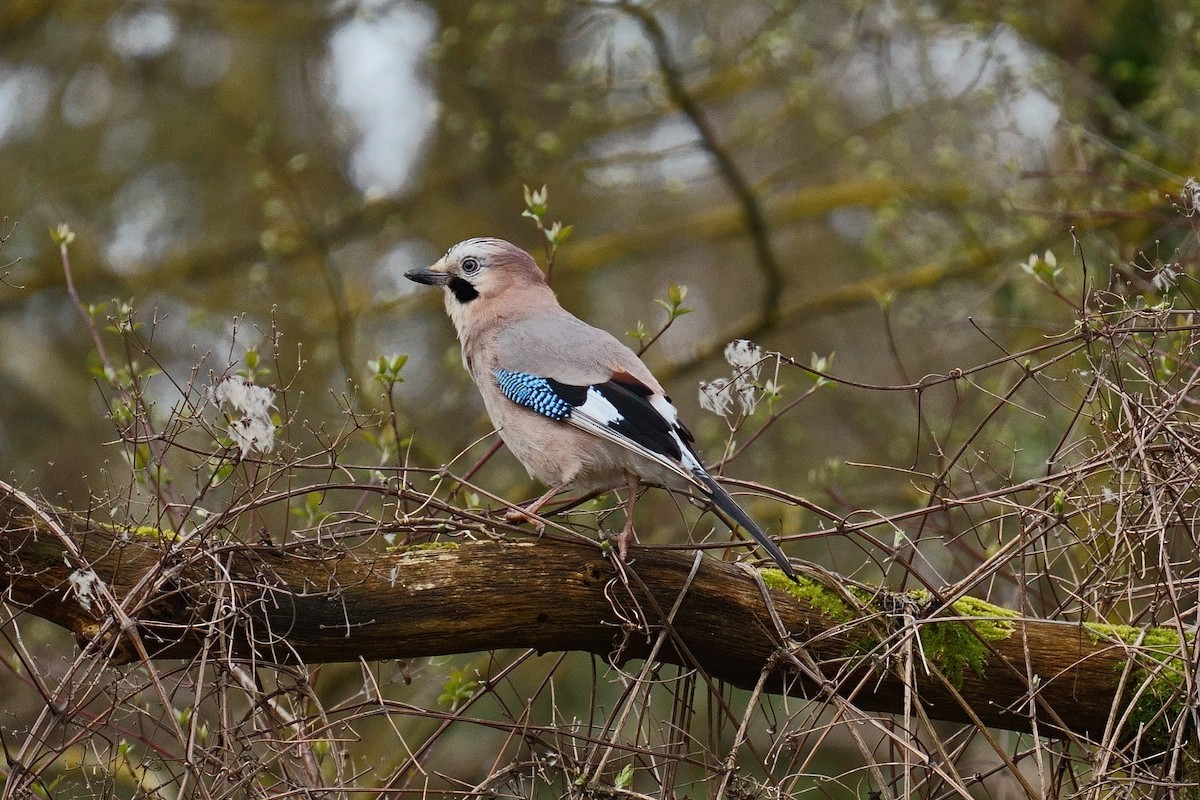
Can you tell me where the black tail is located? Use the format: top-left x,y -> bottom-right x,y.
697,472 -> 797,581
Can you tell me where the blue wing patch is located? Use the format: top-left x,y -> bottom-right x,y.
494,369 -> 578,420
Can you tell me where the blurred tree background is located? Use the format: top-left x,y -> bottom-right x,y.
0,0 -> 1197,797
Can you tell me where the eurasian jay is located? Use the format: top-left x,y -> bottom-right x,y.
405,237 -> 797,579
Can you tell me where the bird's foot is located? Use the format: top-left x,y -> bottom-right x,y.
503,506 -> 546,533
501,484 -> 562,534
608,523 -> 635,562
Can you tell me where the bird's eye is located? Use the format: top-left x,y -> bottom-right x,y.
461,256 -> 481,275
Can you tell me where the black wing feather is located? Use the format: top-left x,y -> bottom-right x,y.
588,381 -> 682,461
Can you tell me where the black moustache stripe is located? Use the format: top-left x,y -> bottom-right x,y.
448,277 -> 479,303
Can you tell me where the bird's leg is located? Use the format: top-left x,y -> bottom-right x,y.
610,474 -> 640,561
504,483 -> 564,531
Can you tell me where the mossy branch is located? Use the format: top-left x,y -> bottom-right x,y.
0,487 -> 1189,746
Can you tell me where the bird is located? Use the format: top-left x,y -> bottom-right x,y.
405,237 -> 797,580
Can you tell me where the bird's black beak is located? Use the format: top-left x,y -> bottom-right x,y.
404,267 -> 450,286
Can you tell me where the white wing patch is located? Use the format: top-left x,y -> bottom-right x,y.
649,394 -> 679,424
578,387 -> 623,426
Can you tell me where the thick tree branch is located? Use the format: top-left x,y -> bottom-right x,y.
0,488 -> 1186,745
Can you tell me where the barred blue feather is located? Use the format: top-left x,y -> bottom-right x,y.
493,369 -> 574,420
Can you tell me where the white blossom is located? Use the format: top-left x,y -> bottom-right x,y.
701,340 -> 770,417
698,377 -> 733,417
211,377 -> 276,457
724,339 -> 765,414
1152,265 -> 1177,292
736,382 -> 759,415
67,567 -> 102,612
724,339 -> 763,379
1185,176 -> 1199,216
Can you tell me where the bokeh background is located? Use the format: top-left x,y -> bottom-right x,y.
0,0 -> 1197,796
1,0 -> 1193,508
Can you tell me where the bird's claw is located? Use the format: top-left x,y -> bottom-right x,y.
503,507 -> 546,533
607,528 -> 632,562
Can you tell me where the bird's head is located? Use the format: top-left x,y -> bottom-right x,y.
405,238 -> 552,337
405,238 -> 546,304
